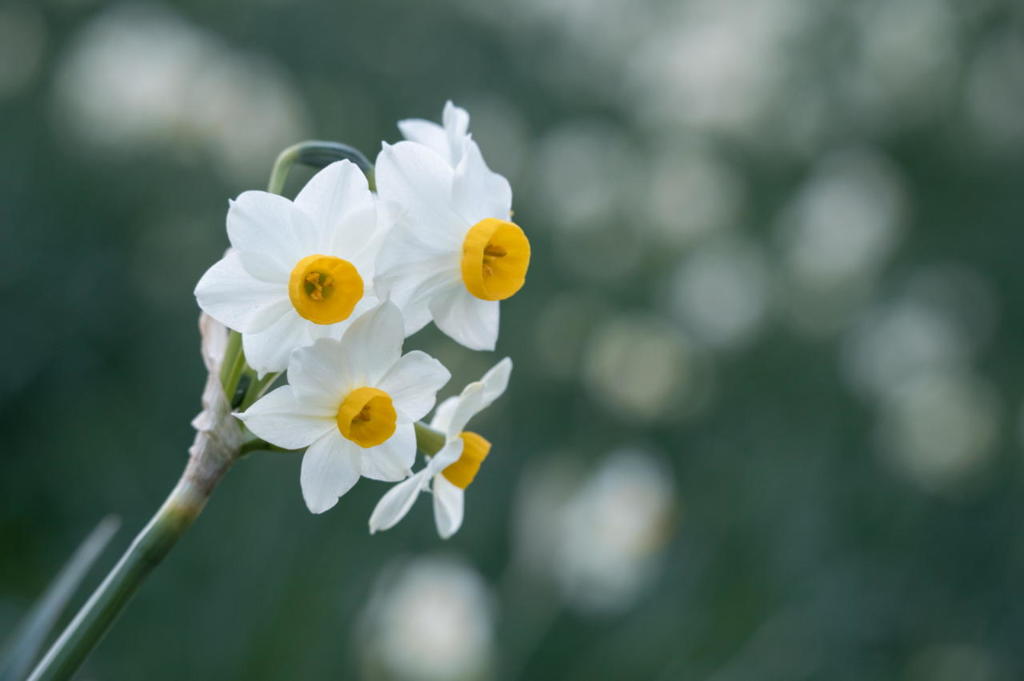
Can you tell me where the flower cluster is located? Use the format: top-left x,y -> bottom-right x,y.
194,102 -> 524,538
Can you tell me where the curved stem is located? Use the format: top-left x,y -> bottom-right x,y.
266,140 -> 373,195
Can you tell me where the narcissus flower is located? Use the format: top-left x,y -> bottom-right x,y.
238,303 -> 451,513
374,136 -> 529,352
397,100 -> 471,167
195,160 -> 382,374
369,358 -> 511,538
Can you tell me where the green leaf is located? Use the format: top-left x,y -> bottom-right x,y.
0,516 -> 120,681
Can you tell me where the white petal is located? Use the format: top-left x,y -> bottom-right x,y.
368,469 -> 431,534
432,475 -> 465,539
398,118 -> 449,161
227,191 -> 318,280
445,382 -> 487,436
375,236 -> 460,336
360,422 -> 416,481
378,351 -> 450,422
339,302 -> 405,385
429,285 -> 499,351
431,357 -> 512,436
300,431 -> 361,513
241,313 -> 308,375
374,216 -> 459,277
442,101 -> 470,137
384,270 -> 457,338
375,142 -> 465,251
442,101 -> 471,165
194,251 -> 290,334
426,438 -> 464,475
480,357 -> 513,406
452,139 -> 513,226
238,386 -> 335,449
286,338 -> 351,409
430,396 -> 459,433
293,160 -> 380,258
304,293 -> 381,345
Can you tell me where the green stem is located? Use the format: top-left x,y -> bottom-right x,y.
219,332 -> 246,406
29,324 -> 249,681
266,141 -> 373,195
26,452 -> 233,681
239,371 -> 280,411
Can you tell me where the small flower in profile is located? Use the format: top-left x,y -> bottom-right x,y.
194,160 -> 382,375
238,303 -> 450,513
397,100 -> 471,168
374,135 -> 529,351
369,358 -> 511,538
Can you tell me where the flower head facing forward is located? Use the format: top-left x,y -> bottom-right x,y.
194,160 -> 382,374
397,100 -> 471,167
239,303 -> 451,514
374,138 -> 529,351
369,358 -> 512,538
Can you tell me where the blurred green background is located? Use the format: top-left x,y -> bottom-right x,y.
3,0 -> 1024,679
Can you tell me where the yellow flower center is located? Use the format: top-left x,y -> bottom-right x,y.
288,254 -> 364,325
442,431 -> 492,489
336,387 -> 397,448
460,218 -> 530,301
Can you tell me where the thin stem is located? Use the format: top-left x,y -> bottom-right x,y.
26,454 -> 233,681
239,371 -> 280,411
219,331 -> 246,407
266,141 -> 373,195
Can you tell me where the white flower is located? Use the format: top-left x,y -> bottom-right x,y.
238,303 -> 450,514
194,160 -> 382,375
397,100 -> 471,167
369,358 -> 511,538
358,555 -> 496,681
374,137 -> 529,351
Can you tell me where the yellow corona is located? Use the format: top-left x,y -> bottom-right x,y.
336,387 -> 397,448
460,218 -> 530,301
442,431 -> 492,488
288,254 -> 364,324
